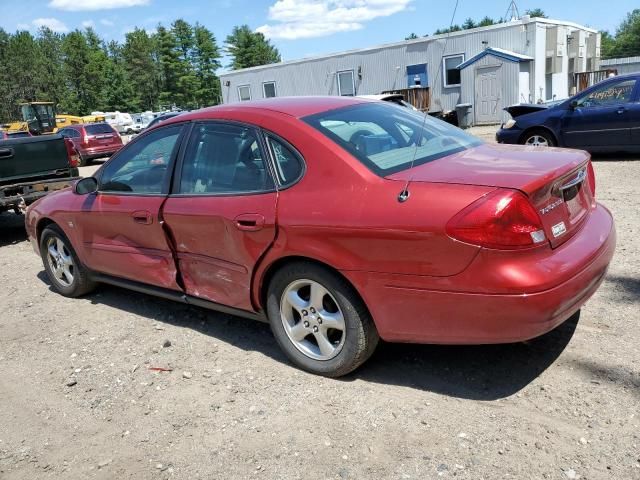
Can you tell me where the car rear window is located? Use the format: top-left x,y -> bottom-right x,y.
303,103 -> 482,176
84,123 -> 115,135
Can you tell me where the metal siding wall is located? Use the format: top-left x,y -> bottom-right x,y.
220,22 -> 535,113
600,57 -> 640,75
219,20 -> 594,124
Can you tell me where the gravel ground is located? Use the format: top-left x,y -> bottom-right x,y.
0,138 -> 638,479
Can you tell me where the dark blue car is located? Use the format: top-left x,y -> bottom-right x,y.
496,73 -> 640,152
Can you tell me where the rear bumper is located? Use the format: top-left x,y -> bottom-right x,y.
0,176 -> 80,209
80,145 -> 120,159
344,203 -> 615,344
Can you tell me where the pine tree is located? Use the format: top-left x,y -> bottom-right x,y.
84,27 -> 109,111
462,18 -> 476,30
154,25 -> 181,108
123,28 -> 159,111
104,41 -> 135,111
226,25 -> 281,70
193,23 -> 221,107
36,28 -> 66,111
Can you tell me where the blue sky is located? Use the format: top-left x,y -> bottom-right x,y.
1,0 -> 637,63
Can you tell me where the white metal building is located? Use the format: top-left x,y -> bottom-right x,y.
600,56 -> 640,75
219,16 -> 601,126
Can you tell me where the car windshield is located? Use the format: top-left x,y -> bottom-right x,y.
85,123 -> 114,135
303,103 -> 482,176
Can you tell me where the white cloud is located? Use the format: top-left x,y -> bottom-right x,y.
100,19 -> 115,26
32,17 -> 70,33
48,0 -> 150,11
81,20 -> 95,28
257,0 -> 412,39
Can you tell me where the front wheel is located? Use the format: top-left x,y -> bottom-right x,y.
40,224 -> 96,297
521,129 -> 556,147
266,262 -> 379,377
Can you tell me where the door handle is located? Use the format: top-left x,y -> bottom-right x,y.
131,210 -> 153,225
234,213 -> 265,231
0,148 -> 14,159
617,107 -> 627,114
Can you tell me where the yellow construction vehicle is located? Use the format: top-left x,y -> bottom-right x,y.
3,102 -> 106,135
55,113 -> 106,129
5,102 -> 57,134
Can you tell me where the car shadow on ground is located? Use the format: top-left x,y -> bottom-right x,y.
36,272 -> 578,400
605,275 -> 640,303
0,212 -> 27,247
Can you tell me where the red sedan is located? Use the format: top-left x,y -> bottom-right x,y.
25,97 -> 615,377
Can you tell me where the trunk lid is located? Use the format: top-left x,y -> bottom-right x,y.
387,143 -> 594,248
504,103 -> 549,118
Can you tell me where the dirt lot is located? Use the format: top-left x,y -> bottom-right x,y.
0,142 -> 639,479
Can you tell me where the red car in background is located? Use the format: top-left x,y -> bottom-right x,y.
25,97 -> 615,377
57,123 -> 123,166
1,130 -> 33,140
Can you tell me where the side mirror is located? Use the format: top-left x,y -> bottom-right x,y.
569,100 -> 579,110
74,177 -> 98,195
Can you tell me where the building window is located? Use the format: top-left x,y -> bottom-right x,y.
406,64 -> 428,88
337,70 -> 355,96
238,85 -> 251,101
263,82 -> 277,98
443,54 -> 464,87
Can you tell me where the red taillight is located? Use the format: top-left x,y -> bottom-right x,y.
587,161 -> 596,198
82,129 -> 89,145
446,189 -> 547,249
63,137 -> 80,168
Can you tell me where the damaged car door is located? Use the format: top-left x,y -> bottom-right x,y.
77,124 -> 186,289
161,121 -> 278,311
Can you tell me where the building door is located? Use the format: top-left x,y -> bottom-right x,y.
475,66 -> 502,124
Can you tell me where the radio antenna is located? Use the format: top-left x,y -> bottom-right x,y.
399,0 -> 460,203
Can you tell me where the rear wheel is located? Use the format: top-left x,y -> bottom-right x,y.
78,155 -> 88,167
40,224 -> 96,297
266,262 -> 379,377
521,129 -> 556,147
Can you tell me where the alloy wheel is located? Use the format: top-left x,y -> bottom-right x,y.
280,279 -> 346,361
525,135 -> 549,147
46,236 -> 75,287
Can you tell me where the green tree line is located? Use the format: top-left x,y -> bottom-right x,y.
601,9 -> 640,58
406,8 -> 547,39
0,21 -> 280,123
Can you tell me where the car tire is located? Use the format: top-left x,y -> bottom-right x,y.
266,262 -> 379,377
40,224 -> 96,298
78,155 -> 88,167
521,129 -> 556,147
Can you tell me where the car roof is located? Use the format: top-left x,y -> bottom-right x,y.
67,122 -> 112,128
358,94 -> 405,102
177,96 -> 369,122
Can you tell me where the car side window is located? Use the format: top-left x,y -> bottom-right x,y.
266,136 -> 304,186
577,79 -> 637,108
179,123 -> 274,194
100,125 -> 183,194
